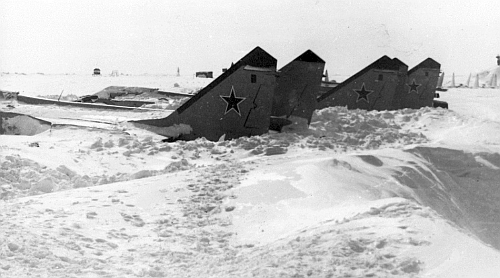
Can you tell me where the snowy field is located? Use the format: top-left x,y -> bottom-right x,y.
1,74 -> 500,277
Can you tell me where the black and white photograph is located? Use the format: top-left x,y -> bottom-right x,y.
1,0 -> 500,277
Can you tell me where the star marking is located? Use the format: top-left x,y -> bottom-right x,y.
354,83 -> 373,103
220,86 -> 246,116
407,79 -> 421,94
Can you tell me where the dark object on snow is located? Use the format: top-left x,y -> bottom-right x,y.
0,111 -> 51,135
0,90 -> 19,100
79,95 -> 99,103
269,117 -> 293,132
196,71 -> 213,78
93,68 -> 101,75
271,50 -> 325,125
433,100 -> 448,109
75,93 -> 154,108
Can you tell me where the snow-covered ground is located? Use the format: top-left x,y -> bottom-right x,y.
1,74 -> 500,277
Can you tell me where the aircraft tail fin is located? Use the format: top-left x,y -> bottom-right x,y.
490,73 -> 498,88
317,55 -> 407,111
271,50 -> 325,126
473,74 -> 480,88
131,47 -> 278,141
394,57 -> 440,109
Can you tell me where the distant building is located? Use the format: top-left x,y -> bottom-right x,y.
497,55 -> 500,66
111,70 -> 119,77
93,68 -> 101,75
195,71 -> 213,78
222,62 -> 233,73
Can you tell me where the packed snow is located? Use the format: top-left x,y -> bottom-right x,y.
1,74 -> 500,277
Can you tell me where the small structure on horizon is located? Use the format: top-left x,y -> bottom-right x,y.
496,54 -> 500,66
111,70 -> 119,77
93,68 -> 101,76
195,71 -> 213,78
222,62 -> 234,73
177,67 -> 180,77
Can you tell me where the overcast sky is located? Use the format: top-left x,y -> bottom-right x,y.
1,0 -> 499,76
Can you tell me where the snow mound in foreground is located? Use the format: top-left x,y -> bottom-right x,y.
0,106 -> 448,200
403,147 -> 500,250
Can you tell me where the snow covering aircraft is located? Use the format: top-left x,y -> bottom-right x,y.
131,48 -> 446,141
131,47 -> 327,141
316,56 -> 408,111
131,47 -> 279,141
76,86 -> 191,107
